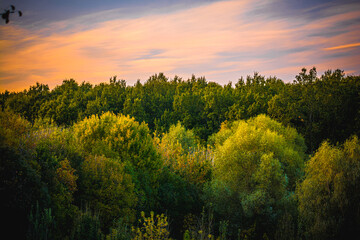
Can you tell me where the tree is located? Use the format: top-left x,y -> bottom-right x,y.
0,111 -> 43,239
157,122 -> 211,184
155,122 -> 212,238
142,73 -> 177,131
202,82 -> 234,138
83,77 -> 126,118
173,76 -> 208,140
268,68 -> 360,153
227,73 -> 284,121
73,112 -> 162,211
73,112 -> 161,172
208,115 -> 306,238
5,83 -> 50,123
297,136 -> 360,239
29,124 -> 81,239
79,155 -> 136,229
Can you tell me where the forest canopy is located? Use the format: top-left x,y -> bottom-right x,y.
1,68 -> 360,240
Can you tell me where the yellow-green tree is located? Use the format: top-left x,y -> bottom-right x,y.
132,211 -> 171,240
214,114 -> 306,191
157,122 -> 211,184
209,115 -> 306,238
297,136 -> 360,239
156,122 -> 212,237
73,112 -> 162,211
73,112 -> 161,172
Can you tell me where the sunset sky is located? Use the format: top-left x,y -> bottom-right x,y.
1,0 -> 360,92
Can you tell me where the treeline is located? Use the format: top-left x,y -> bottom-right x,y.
2,67 -> 359,151
0,67 -> 360,239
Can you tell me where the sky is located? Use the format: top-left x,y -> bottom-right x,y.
0,0 -> 360,92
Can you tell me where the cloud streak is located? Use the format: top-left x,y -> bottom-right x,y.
1,0 -> 360,92
325,42 -> 360,50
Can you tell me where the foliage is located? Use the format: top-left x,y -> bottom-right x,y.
227,73 -> 284,121
132,211 -> 171,240
27,202 -> 55,240
73,112 -> 162,211
0,109 -> 31,148
78,155 -> 136,229
105,218 -> 133,240
268,68 -> 360,152
2,69 -> 358,152
157,167 -> 203,239
71,208 -> 103,240
0,111 -> 45,238
28,125 -> 81,239
71,208 -> 132,240
1,69 -> 360,239
155,123 -> 211,238
157,122 -> 212,184
209,115 -> 306,238
182,208 -> 215,240
213,114 -> 306,191
73,112 -> 161,173
297,136 -> 360,239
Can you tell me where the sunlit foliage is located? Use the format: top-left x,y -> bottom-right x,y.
157,122 -> 212,184
132,211 -> 171,240
208,114 -> 306,238
1,68 -> 359,239
72,112 -> 162,212
73,112 -> 161,171
214,114 -> 306,191
297,136 -> 360,239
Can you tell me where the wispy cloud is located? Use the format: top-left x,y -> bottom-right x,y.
1,0 -> 360,92
325,42 -> 360,50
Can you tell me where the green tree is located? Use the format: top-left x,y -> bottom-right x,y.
71,208 -> 103,240
0,111 -> 44,239
39,79 -> 83,126
227,73 -> 284,121
173,76 -> 208,140
142,73 -> 177,131
73,112 -> 162,211
29,125 -> 81,239
73,112 -> 161,172
79,155 -> 136,229
208,115 -> 306,238
268,68 -> 360,153
4,83 -> 50,123
297,136 -> 360,239
27,202 -> 55,240
202,82 -> 234,138
83,76 -> 126,118
156,123 -> 210,237
157,122 -> 211,184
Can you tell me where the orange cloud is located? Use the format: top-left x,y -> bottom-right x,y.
0,0 -> 360,92
324,42 -> 360,50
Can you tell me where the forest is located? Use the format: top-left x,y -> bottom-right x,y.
1,67 -> 360,240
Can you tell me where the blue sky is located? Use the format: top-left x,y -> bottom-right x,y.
1,0 -> 360,91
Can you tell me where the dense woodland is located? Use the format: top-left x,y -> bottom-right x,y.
1,67 -> 360,240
